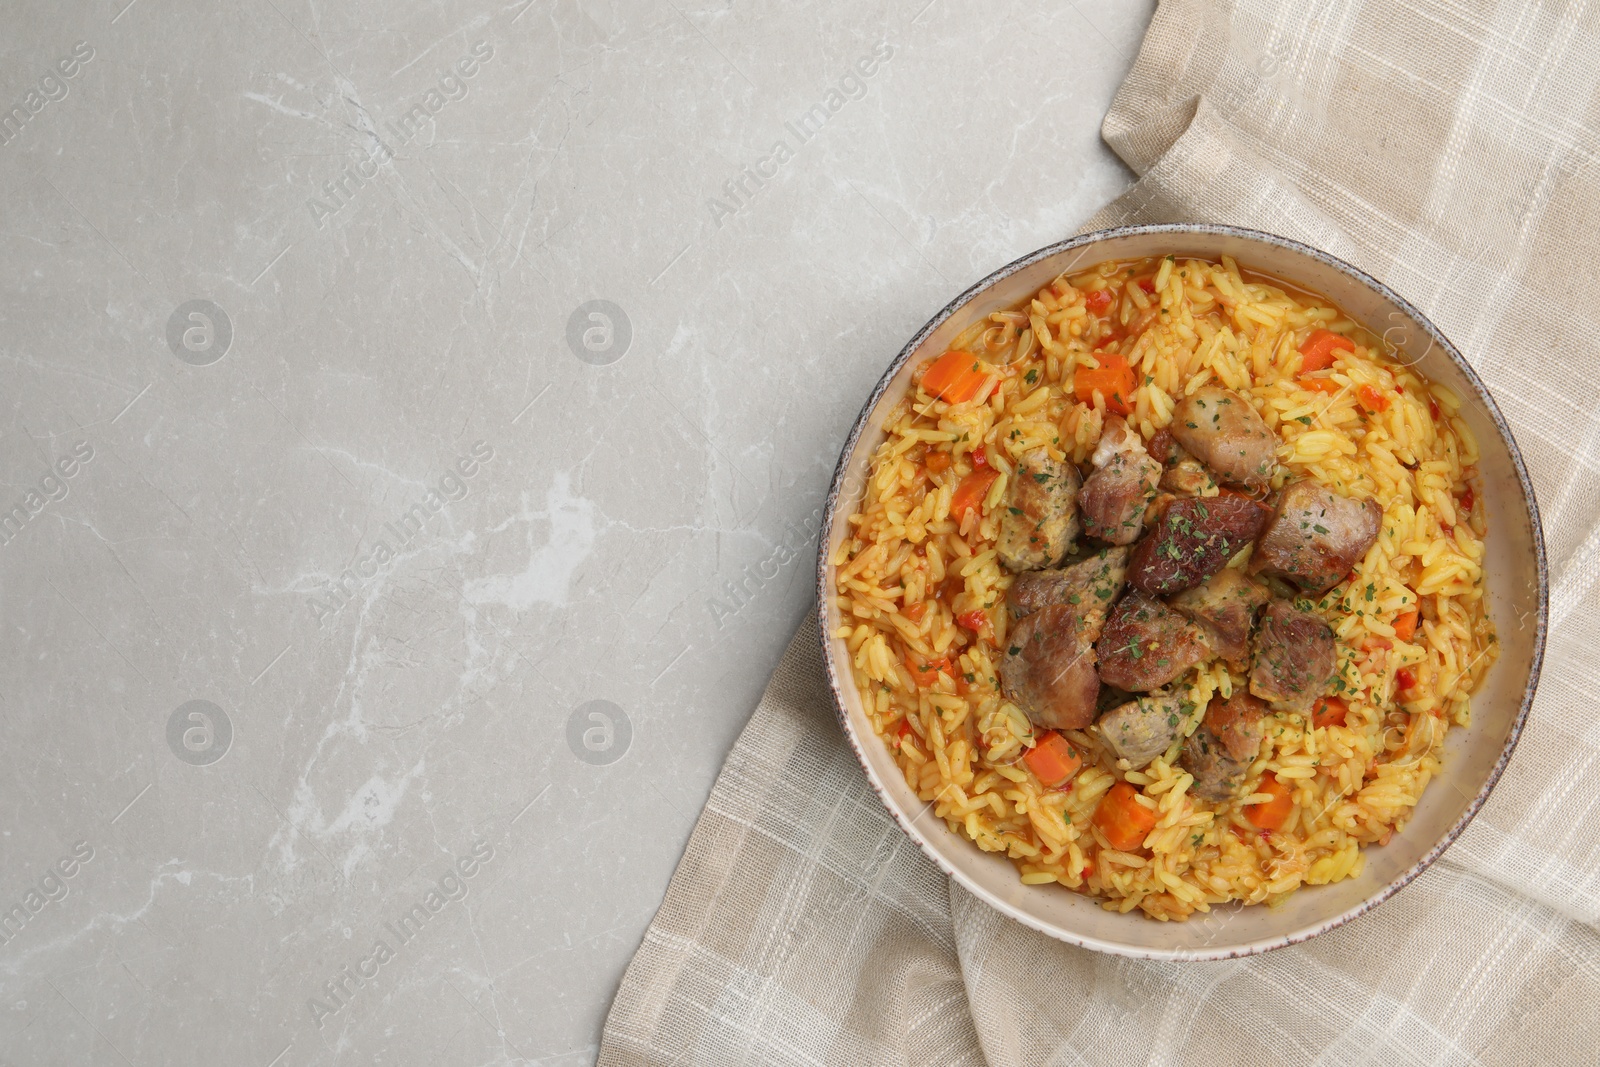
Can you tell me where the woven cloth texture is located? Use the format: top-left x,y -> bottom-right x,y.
599,1 -> 1600,1062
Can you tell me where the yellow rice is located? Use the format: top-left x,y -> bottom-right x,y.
829,255 -> 1497,920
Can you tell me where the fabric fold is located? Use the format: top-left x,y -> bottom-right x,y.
598,615 -> 984,1066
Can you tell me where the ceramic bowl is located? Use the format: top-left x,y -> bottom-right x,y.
814,224 -> 1547,959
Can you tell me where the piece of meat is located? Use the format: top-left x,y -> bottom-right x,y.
1161,457 -> 1215,497
1249,599 -> 1336,712
997,447 -> 1082,572
1007,547 -> 1128,622
1000,551 -> 1129,731
1181,691 -> 1268,801
1147,427 -> 1215,496
1079,416 -> 1162,545
1094,690 -> 1192,769
1169,386 -> 1278,490
1000,606 -> 1100,730
1095,592 -> 1210,692
1250,480 -> 1383,593
1169,568 -> 1271,670
1146,428 -> 1179,463
1127,495 -> 1270,596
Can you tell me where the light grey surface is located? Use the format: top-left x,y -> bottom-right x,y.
0,1 -> 1153,1063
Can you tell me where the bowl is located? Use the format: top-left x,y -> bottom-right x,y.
814,223 -> 1547,959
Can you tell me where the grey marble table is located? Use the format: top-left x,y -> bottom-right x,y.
0,1 -> 1153,1063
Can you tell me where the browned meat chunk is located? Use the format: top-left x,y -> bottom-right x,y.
1147,428 -> 1215,496
1181,691 -> 1267,801
997,447 -> 1082,572
1170,387 -> 1278,490
1079,417 -> 1162,545
1095,593 -> 1209,692
1007,547 -> 1128,622
1249,599 -> 1336,712
1146,428 -> 1178,463
1169,568 -> 1271,670
1127,495 -> 1270,596
1000,607 -> 1099,730
1250,480 -> 1383,594
1000,551 -> 1129,731
1094,690 -> 1193,769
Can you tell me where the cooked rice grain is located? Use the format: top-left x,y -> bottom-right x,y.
831,256 -> 1496,920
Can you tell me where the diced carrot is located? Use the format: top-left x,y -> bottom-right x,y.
950,468 -> 999,522
1084,288 -> 1114,313
1396,666 -> 1418,692
1023,731 -> 1082,787
1357,383 -> 1391,412
1297,376 -> 1343,394
921,350 -> 991,404
901,601 -> 927,623
1312,696 -> 1349,729
1393,607 -> 1419,642
1074,352 -> 1138,415
1093,781 -> 1159,851
1299,328 -> 1356,372
924,450 -> 951,474
1246,774 -> 1294,831
904,651 -> 951,688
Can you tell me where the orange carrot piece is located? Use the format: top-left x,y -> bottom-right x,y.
1093,781 -> 1159,851
921,350 -> 991,404
1299,328 -> 1356,372
1246,774 -> 1294,830
904,651 -> 951,688
950,468 -> 999,522
1393,607 -> 1419,642
955,609 -> 990,639
1297,376 -> 1343,394
1312,696 -> 1349,729
1357,383 -> 1392,412
1023,731 -> 1082,787
1083,288 -> 1114,313
924,450 -> 951,474
1074,353 -> 1138,415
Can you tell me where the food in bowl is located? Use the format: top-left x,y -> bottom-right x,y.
828,254 -> 1497,921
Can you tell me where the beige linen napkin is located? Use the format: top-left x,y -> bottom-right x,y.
600,1 -> 1600,1062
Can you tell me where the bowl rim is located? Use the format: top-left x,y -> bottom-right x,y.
813,222 -> 1549,960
